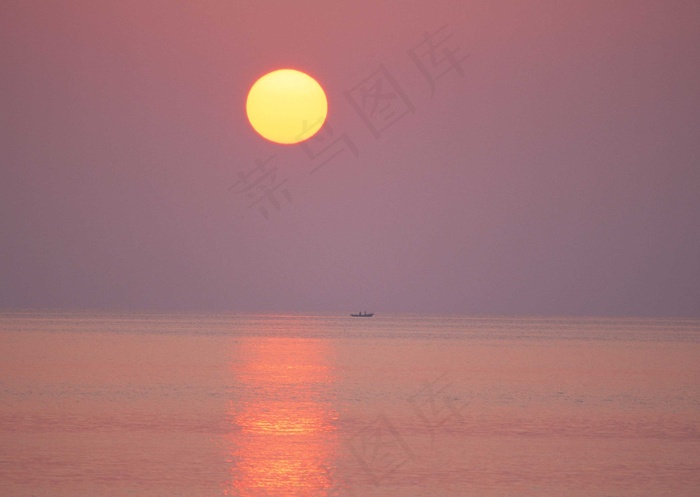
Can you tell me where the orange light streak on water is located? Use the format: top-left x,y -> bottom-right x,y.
225,335 -> 339,497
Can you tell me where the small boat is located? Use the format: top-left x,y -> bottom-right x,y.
350,311 -> 374,317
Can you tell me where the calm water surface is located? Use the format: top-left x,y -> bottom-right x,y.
1,312 -> 699,496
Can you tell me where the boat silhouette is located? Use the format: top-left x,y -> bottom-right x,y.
350,311 -> 374,317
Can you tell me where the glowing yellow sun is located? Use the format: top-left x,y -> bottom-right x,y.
246,69 -> 328,144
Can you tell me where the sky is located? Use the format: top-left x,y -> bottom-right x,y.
2,1 -> 699,316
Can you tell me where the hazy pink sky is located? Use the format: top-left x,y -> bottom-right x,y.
2,1 -> 699,315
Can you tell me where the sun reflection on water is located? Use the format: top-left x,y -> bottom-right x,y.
225,334 -> 339,496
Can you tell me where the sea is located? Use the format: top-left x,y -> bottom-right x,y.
1,312 -> 699,497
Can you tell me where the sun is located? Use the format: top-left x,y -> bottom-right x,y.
246,69 -> 328,145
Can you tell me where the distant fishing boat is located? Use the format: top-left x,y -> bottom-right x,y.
350,311 -> 374,317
